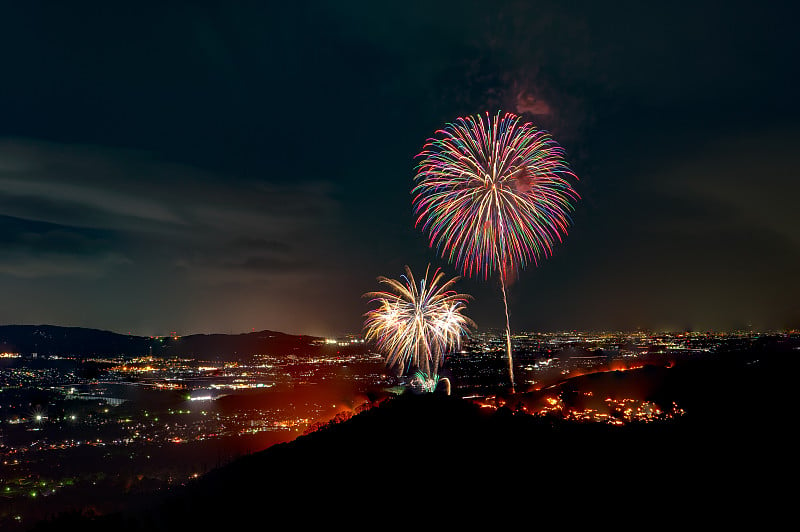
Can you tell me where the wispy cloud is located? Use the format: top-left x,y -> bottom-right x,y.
0,139 -> 344,282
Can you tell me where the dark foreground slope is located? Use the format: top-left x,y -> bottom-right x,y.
31,346 -> 797,530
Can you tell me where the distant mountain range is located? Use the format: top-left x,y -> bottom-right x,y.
0,324 -> 336,360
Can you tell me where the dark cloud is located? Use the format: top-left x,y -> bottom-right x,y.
0,213 -> 126,278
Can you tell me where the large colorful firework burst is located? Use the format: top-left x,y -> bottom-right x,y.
363,265 -> 473,389
413,111 -> 579,388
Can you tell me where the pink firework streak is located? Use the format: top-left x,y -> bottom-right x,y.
412,111 -> 579,389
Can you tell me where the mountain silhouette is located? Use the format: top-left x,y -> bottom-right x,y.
0,324 -> 330,360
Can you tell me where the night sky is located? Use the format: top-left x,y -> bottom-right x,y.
1,1 -> 798,336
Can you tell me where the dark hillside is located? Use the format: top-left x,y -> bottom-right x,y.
32,396 -> 793,529
28,341 -> 797,529
0,325 -> 329,360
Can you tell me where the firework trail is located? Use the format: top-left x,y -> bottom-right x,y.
363,265 -> 473,391
413,111 -> 579,389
